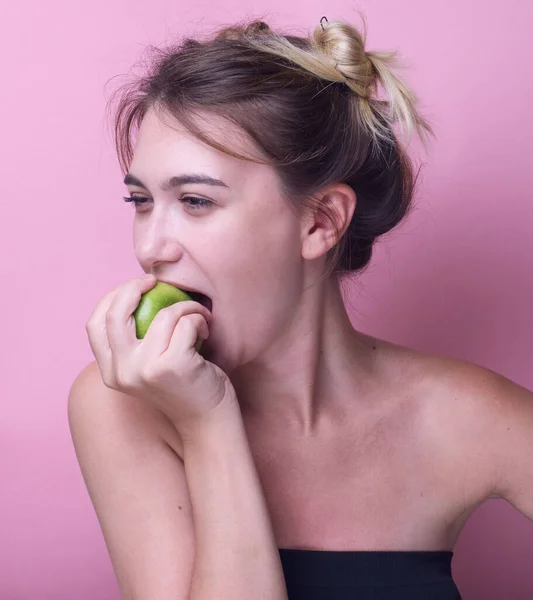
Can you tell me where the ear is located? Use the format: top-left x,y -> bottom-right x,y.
300,184 -> 357,261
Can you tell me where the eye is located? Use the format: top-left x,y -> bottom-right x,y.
123,195 -> 213,211
179,196 -> 213,211
123,196 -> 150,209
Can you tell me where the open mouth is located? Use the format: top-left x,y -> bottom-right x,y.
187,291 -> 213,312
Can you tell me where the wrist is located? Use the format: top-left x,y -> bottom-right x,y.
174,391 -> 241,447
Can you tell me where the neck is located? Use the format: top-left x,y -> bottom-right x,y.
229,276 -> 376,437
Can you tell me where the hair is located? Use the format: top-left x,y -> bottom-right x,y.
106,13 -> 434,284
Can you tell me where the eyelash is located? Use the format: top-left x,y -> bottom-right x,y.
123,195 -> 213,211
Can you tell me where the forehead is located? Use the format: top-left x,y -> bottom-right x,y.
131,106 -> 265,177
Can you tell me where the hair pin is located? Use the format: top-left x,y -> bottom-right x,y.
320,16 -> 329,31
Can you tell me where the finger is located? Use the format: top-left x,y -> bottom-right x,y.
164,313 -> 209,360
106,276 -> 157,356
85,287 -> 120,376
139,300 -> 211,358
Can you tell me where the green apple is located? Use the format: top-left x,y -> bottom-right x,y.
133,281 -> 203,351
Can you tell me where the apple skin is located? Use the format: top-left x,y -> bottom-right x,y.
133,281 -> 203,351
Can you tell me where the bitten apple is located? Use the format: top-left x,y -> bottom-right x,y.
133,281 -> 204,351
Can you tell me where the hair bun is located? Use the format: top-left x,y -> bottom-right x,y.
312,18 -> 376,100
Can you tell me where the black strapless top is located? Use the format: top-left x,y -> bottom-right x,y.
278,549 -> 462,599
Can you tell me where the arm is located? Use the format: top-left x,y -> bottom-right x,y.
437,360 -> 533,519
480,370 -> 533,519
68,362 -> 197,599
178,396 -> 288,600
68,361 -> 288,600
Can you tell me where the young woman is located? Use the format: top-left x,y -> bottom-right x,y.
67,16 -> 533,600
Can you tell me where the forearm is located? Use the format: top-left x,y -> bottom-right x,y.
178,396 -> 288,600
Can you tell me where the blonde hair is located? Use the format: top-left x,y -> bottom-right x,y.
217,15 -> 432,149
108,14 -> 434,279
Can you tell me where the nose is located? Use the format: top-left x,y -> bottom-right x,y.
134,212 -> 185,271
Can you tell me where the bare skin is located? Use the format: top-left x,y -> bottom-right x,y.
156,331 -> 496,553
242,339 -> 496,553
69,107 -> 526,598
70,292 -> 507,599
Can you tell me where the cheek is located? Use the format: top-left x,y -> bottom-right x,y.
219,217 -> 300,293
207,213 -> 302,363
215,222 -> 301,328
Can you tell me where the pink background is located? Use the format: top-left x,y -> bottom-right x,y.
2,0 -> 532,597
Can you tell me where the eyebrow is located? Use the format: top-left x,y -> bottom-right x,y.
123,172 -> 230,190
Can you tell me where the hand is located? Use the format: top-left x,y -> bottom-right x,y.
85,275 -> 235,430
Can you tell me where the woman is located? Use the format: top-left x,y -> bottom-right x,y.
67,16 -> 533,600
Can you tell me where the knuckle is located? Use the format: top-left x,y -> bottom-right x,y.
139,362 -> 159,382
182,312 -> 197,323
189,313 -> 204,328
105,308 -> 119,326
176,314 -> 193,332
114,365 -> 132,389
101,372 -> 117,390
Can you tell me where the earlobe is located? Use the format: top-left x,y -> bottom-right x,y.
300,184 -> 357,261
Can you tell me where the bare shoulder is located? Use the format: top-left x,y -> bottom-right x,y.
371,337 -> 533,506
369,334 -> 525,416
68,360 -> 185,459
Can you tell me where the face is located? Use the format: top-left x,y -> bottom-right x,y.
125,106 -> 307,373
